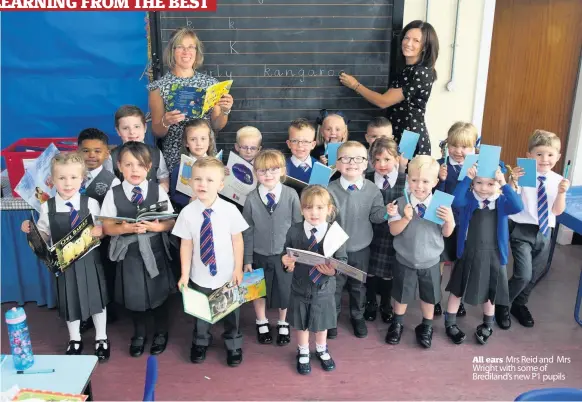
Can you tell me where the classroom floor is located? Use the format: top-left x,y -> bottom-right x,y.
2,244 -> 582,401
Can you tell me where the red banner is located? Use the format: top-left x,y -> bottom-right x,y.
0,0 -> 216,11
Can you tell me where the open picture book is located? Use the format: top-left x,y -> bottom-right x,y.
95,201 -> 178,224
26,213 -> 100,276
182,269 -> 267,324
168,80 -> 233,118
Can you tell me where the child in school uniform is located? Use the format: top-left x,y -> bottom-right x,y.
386,155 -> 455,348
174,157 -> 249,367
282,185 -> 346,375
101,141 -> 176,358
495,130 -> 569,329
327,141 -> 389,339
107,105 -> 170,193
285,118 -> 318,183
21,153 -> 110,361
434,122 -> 479,317
169,119 -> 216,212
363,137 -> 407,323
311,109 -> 349,166
444,165 -> 523,345
77,128 -> 121,331
364,117 -> 394,174
242,150 -> 302,346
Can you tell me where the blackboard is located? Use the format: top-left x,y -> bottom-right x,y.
150,0 -> 403,153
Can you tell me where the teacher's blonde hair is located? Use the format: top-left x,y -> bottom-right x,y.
164,27 -> 205,70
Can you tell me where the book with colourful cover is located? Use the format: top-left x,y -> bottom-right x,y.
219,152 -> 257,206
26,213 -> 100,276
176,152 -> 224,197
168,80 -> 233,118
182,269 -> 267,324
96,201 -> 178,224
12,388 -> 88,401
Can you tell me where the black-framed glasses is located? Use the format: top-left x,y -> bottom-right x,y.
337,156 -> 367,164
256,167 -> 280,176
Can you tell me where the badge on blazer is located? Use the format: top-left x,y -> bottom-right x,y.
95,182 -> 109,196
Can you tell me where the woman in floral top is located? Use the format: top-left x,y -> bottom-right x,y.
339,20 -> 439,156
148,27 -> 234,171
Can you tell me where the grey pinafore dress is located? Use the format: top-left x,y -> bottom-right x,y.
48,196 -> 109,322
111,183 -> 174,311
286,223 -> 339,332
446,208 -> 509,306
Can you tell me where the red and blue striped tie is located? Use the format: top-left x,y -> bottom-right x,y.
417,203 -> 426,218
65,202 -> 81,229
131,186 -> 143,205
537,176 -> 549,237
266,193 -> 276,212
200,209 -> 217,276
383,175 -> 391,190
308,228 -> 323,284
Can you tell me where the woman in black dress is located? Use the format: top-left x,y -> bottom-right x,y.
339,20 -> 439,156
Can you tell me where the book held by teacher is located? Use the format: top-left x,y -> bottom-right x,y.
168,80 -> 233,118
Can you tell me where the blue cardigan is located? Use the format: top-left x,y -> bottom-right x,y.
452,176 -> 523,265
286,156 -> 317,183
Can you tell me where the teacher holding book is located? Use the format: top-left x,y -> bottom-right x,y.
149,27 -> 234,171
339,20 -> 439,156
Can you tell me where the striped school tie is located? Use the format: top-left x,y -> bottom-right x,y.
537,176 -> 549,237
200,209 -> 217,276
417,203 -> 426,218
453,164 -> 461,175
347,184 -> 358,192
300,163 -> 309,172
266,193 -> 276,211
131,186 -> 144,205
65,202 -> 81,229
383,175 -> 391,190
79,178 -> 88,195
482,199 -> 490,210
307,228 -> 323,284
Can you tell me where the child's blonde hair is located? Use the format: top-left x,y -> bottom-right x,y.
288,118 -> 316,139
52,152 -> 87,177
408,155 -> 440,179
369,137 -> 399,160
316,112 -> 349,146
337,140 -> 366,156
182,119 -> 216,157
193,156 -> 226,179
236,126 -> 262,144
254,149 -> 287,182
528,129 -> 561,152
447,121 -> 478,148
300,185 -> 337,222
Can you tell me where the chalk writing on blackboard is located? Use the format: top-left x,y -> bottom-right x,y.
264,66 -> 338,82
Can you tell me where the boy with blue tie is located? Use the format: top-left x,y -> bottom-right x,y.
174,157 -> 249,367
285,118 -> 318,183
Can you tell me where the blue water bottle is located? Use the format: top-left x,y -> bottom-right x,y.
5,307 -> 34,371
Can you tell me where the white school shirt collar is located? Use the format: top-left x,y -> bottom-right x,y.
374,170 -> 398,189
449,151 -> 475,166
188,153 -> 207,160
410,193 -> 432,209
56,192 -> 81,209
85,165 -> 103,186
259,182 -> 283,204
303,221 -> 328,243
122,179 -> 149,200
340,176 -> 364,191
191,196 -> 220,213
290,155 -> 312,168
472,191 -> 499,210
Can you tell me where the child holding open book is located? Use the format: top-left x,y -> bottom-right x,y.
21,153 -> 110,361
282,185 -> 346,375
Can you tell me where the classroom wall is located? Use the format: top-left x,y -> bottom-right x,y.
403,0 -> 487,156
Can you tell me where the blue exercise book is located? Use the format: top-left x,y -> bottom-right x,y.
325,143 -> 342,166
309,162 -> 333,187
517,158 -> 537,187
477,145 -> 501,179
458,154 -> 479,181
424,190 -> 455,225
398,130 -> 420,160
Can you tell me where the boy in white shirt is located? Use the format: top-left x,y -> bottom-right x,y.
173,157 -> 249,367
496,130 -> 569,329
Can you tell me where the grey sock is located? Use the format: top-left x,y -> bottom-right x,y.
444,312 -> 457,328
422,318 -> 433,327
483,314 -> 494,327
393,313 -> 404,324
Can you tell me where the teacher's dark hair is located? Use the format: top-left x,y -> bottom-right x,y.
400,20 -> 439,81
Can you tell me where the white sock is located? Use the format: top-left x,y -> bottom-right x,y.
92,308 -> 108,345
316,343 -> 330,360
278,320 -> 289,335
256,318 -> 269,333
66,320 -> 81,345
298,344 -> 310,364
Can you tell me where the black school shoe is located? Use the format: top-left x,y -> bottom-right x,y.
351,318 -> 368,338
475,324 -> 493,344
227,348 -> 243,367
276,324 -> 291,346
150,332 -> 168,355
129,336 -> 147,357
95,339 -> 110,362
445,324 -> 466,345
363,301 -> 378,321
315,348 -> 336,371
296,351 -> 311,375
510,304 -> 535,327
385,323 -> 403,345
495,305 -> 511,329
256,323 -> 273,344
457,302 -> 467,317
415,323 -> 433,349
80,319 -> 94,334
380,306 -> 394,323
65,340 -> 83,355
327,327 -> 338,339
434,303 -> 443,316
190,345 -> 207,364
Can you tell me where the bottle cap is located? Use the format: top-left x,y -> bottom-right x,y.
5,307 -> 26,324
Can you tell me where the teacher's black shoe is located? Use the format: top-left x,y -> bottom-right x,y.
150,332 -> 169,355
495,305 -> 511,330
129,336 -> 147,358
65,340 -> 83,355
227,348 -> 243,367
95,339 -> 110,362
510,304 -> 535,328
